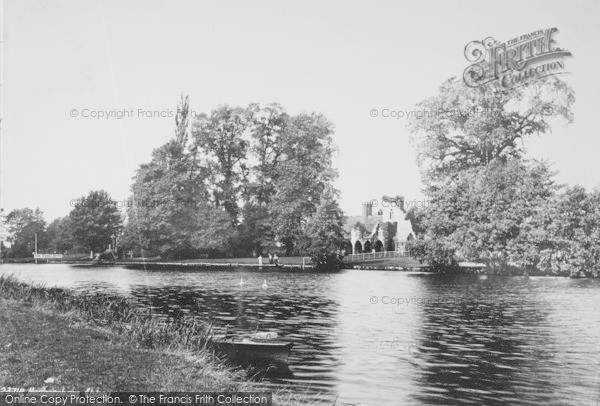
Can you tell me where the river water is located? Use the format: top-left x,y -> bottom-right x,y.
2,264 -> 599,405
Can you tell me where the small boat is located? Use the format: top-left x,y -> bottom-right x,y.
210,331 -> 293,365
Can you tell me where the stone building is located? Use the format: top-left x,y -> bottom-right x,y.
345,195 -> 415,254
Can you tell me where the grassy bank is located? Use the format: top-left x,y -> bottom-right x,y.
127,255 -> 426,271
0,274 -> 243,391
0,299 -> 239,391
0,275 -> 319,405
181,257 -> 307,265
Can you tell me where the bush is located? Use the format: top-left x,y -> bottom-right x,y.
311,251 -> 343,271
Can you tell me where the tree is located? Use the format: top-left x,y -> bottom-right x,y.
246,103 -> 288,204
175,94 -> 191,145
4,208 -> 47,257
405,207 -> 427,237
191,105 -> 251,223
69,190 -> 122,253
407,75 -> 576,274
408,158 -> 557,272
125,99 -> 343,259
240,103 -> 288,254
303,186 -> 344,271
303,186 -> 345,260
0,209 -> 8,258
46,217 -> 73,253
409,76 -> 574,178
269,112 -> 338,254
516,186 -> 600,277
124,96 -> 235,259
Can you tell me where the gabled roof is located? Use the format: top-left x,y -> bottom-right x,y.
343,215 -> 382,233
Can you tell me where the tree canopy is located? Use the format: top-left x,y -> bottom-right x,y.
4,208 -> 47,257
121,98 -> 344,259
69,190 -> 122,253
409,76 -> 574,178
3,98 -> 344,262
406,75 -> 595,276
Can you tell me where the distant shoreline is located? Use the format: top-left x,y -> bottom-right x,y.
5,257 -> 593,277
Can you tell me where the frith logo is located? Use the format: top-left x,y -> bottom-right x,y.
463,28 -> 572,88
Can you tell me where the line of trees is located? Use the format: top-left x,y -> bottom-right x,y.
1,191 -> 122,258
1,99 -> 346,265
120,97 -> 346,260
407,75 -> 600,277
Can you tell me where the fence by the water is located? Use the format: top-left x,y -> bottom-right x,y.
344,250 -> 407,263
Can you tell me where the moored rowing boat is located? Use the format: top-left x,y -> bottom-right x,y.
210,332 -> 293,365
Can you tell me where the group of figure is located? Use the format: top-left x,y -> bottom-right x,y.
257,253 -> 279,266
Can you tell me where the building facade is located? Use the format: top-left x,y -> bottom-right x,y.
347,196 -> 415,254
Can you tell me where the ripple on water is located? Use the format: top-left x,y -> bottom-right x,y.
2,265 -> 600,405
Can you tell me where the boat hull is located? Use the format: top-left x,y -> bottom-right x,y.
213,340 -> 293,364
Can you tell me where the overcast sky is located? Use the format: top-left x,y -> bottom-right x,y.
2,0 -> 599,221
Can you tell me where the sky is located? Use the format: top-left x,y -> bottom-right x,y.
1,0 -> 599,221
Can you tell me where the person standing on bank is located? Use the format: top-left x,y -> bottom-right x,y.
269,253 -> 273,264
273,254 -> 279,267
258,254 -> 263,266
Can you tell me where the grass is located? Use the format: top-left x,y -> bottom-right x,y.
181,256 -> 308,265
0,274 -> 242,391
148,256 -> 427,270
0,274 -> 213,351
0,299 -> 238,391
0,275 -> 340,405
139,255 -> 427,270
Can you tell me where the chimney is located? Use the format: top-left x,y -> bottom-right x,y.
362,201 -> 372,219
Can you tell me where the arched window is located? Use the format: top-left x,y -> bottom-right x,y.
354,241 -> 363,254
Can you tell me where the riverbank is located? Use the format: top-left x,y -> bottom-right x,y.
0,299 -> 241,391
116,260 -> 313,272
347,256 -> 430,271
0,275 -> 244,391
3,255 -> 491,274
0,276 -> 311,405
3,256 -> 314,270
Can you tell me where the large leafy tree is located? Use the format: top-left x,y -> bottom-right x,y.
125,154 -> 234,258
410,158 -> 557,270
409,76 -> 574,177
191,105 -> 251,223
407,75 -> 576,273
240,103 -> 288,253
4,208 -> 47,257
515,186 -> 600,277
269,112 -> 338,254
246,103 -> 288,204
124,98 -> 343,258
303,186 -> 345,254
69,190 -> 122,253
124,96 -> 235,258
46,216 -> 73,253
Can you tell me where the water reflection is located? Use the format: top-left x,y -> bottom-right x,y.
129,285 -> 342,398
2,264 -> 599,405
407,276 -> 554,405
406,275 -> 599,406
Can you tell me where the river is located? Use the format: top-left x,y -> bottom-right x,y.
2,263 -> 599,405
